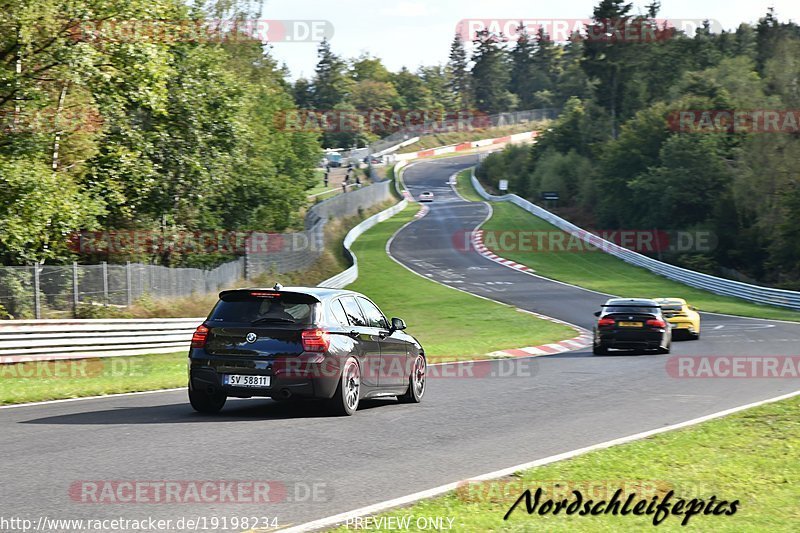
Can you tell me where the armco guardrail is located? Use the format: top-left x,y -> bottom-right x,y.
318,197 -> 408,289
471,170 -> 800,311
0,194 -> 410,363
0,318 -> 204,363
0,179 -> 395,319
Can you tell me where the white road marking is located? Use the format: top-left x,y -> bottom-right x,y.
277,389 -> 800,533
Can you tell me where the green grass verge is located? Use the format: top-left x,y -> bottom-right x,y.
347,204 -> 575,362
0,195 -> 574,404
331,394 -> 800,532
456,170 -> 800,322
0,353 -> 187,405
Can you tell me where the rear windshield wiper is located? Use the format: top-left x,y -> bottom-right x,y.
251,317 -> 296,325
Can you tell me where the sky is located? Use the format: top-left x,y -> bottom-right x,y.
260,0 -> 800,80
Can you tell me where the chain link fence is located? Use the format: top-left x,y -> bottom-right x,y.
0,180 -> 396,319
245,180 -> 394,277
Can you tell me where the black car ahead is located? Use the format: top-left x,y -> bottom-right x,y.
592,298 -> 671,355
188,285 -> 426,416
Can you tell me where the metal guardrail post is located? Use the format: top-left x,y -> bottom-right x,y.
102,261 -> 109,306
72,261 -> 79,317
126,261 -> 132,306
33,265 -> 41,319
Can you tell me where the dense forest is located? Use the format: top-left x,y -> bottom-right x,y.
477,1 -> 800,288
0,0 -> 537,269
0,0 -> 320,268
4,0 -> 800,290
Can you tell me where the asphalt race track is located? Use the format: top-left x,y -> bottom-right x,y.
1,155 -> 799,530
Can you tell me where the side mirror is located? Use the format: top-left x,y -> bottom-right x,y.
593,311 -> 601,317
390,317 -> 407,331
690,306 -> 698,311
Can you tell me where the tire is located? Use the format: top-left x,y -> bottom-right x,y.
189,384 -> 226,413
398,354 -> 426,404
328,357 -> 360,416
691,331 -> 701,340
593,344 -> 608,355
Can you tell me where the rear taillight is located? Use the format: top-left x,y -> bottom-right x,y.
302,329 -> 330,352
646,319 -> 667,328
597,318 -> 615,327
191,325 -> 209,348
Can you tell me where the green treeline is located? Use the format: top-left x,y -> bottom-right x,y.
477,1 -> 800,288
0,1 -> 320,268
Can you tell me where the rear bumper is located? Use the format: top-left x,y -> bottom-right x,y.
596,329 -> 666,349
669,320 -> 698,332
189,354 -> 342,400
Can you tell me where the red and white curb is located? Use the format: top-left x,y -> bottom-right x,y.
486,332 -> 593,358
402,190 -> 430,219
471,229 -> 536,273
394,130 -> 539,162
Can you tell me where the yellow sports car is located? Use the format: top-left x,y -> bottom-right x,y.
652,298 -> 700,339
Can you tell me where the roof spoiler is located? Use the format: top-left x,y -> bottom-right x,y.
601,303 -> 662,307
218,289 -> 321,303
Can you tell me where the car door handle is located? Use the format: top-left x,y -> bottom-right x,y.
348,330 -> 360,338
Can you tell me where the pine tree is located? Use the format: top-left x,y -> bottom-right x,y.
447,33 -> 471,108
581,0 -> 634,137
471,30 -> 514,113
311,39 -> 351,109
509,23 -> 537,108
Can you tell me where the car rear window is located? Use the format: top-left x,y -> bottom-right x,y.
209,293 -> 315,324
603,306 -> 659,314
660,303 -> 683,311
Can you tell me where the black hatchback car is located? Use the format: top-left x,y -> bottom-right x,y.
592,298 -> 672,355
188,285 -> 426,415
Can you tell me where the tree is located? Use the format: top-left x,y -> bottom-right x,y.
509,23 -> 538,108
419,65 -> 455,110
350,54 -> 391,82
391,67 -> 433,110
446,32 -> 471,108
311,39 -> 352,109
293,78 -> 313,109
581,0 -> 634,137
471,30 -> 515,113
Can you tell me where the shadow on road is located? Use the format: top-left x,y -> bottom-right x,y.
20,398 -> 394,425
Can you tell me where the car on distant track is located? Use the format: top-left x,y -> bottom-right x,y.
652,298 -> 701,339
592,298 -> 672,355
418,191 -> 434,202
326,153 -> 343,167
188,285 -> 426,416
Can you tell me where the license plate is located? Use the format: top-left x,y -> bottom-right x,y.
618,321 -> 643,328
223,374 -> 270,387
